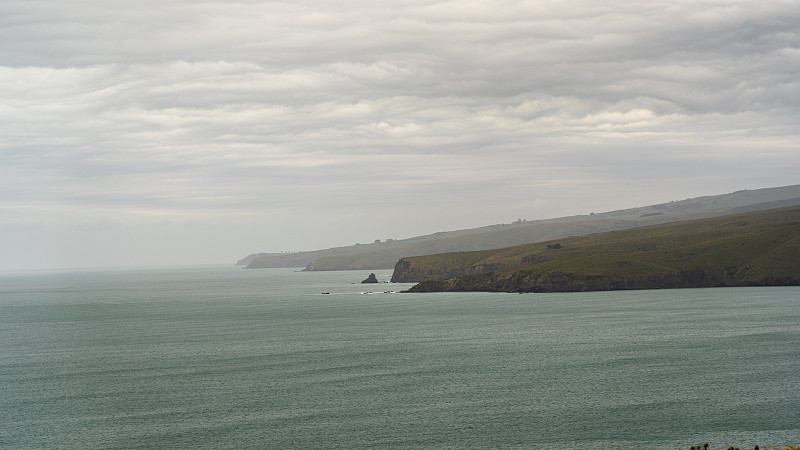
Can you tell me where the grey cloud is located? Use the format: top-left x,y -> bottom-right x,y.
1,0 -> 798,269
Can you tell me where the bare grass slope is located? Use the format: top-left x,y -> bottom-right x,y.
402,206 -> 800,293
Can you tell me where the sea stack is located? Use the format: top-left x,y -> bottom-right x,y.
361,273 -> 379,283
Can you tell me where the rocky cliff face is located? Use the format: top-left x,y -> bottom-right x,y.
407,269 -> 800,293
391,257 -> 510,283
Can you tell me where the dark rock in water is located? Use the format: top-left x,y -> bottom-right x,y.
361,273 -> 379,283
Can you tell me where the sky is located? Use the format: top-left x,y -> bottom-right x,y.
1,0 -> 799,270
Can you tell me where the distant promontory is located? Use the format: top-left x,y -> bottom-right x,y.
239,185 -> 800,272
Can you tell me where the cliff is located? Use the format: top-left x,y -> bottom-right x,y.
400,206 -> 800,293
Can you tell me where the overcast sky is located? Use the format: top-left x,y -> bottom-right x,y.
1,0 -> 799,270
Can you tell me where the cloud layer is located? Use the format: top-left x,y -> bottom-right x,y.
1,0 -> 799,269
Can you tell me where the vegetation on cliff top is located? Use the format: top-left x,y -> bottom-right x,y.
400,206 -> 800,293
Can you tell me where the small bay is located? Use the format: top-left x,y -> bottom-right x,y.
2,267 -> 799,449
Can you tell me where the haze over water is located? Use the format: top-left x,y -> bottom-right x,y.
2,267 -> 799,448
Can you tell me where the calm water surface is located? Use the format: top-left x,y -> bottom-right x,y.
2,266 -> 799,449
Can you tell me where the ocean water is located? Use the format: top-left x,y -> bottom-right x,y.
1,266 -> 799,449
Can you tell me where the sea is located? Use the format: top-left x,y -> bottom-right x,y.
1,266 -> 799,449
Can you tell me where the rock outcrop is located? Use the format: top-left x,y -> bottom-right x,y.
361,273 -> 379,283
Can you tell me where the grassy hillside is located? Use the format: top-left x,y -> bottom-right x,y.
305,217 -> 661,270
242,185 -> 800,270
401,206 -> 800,293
